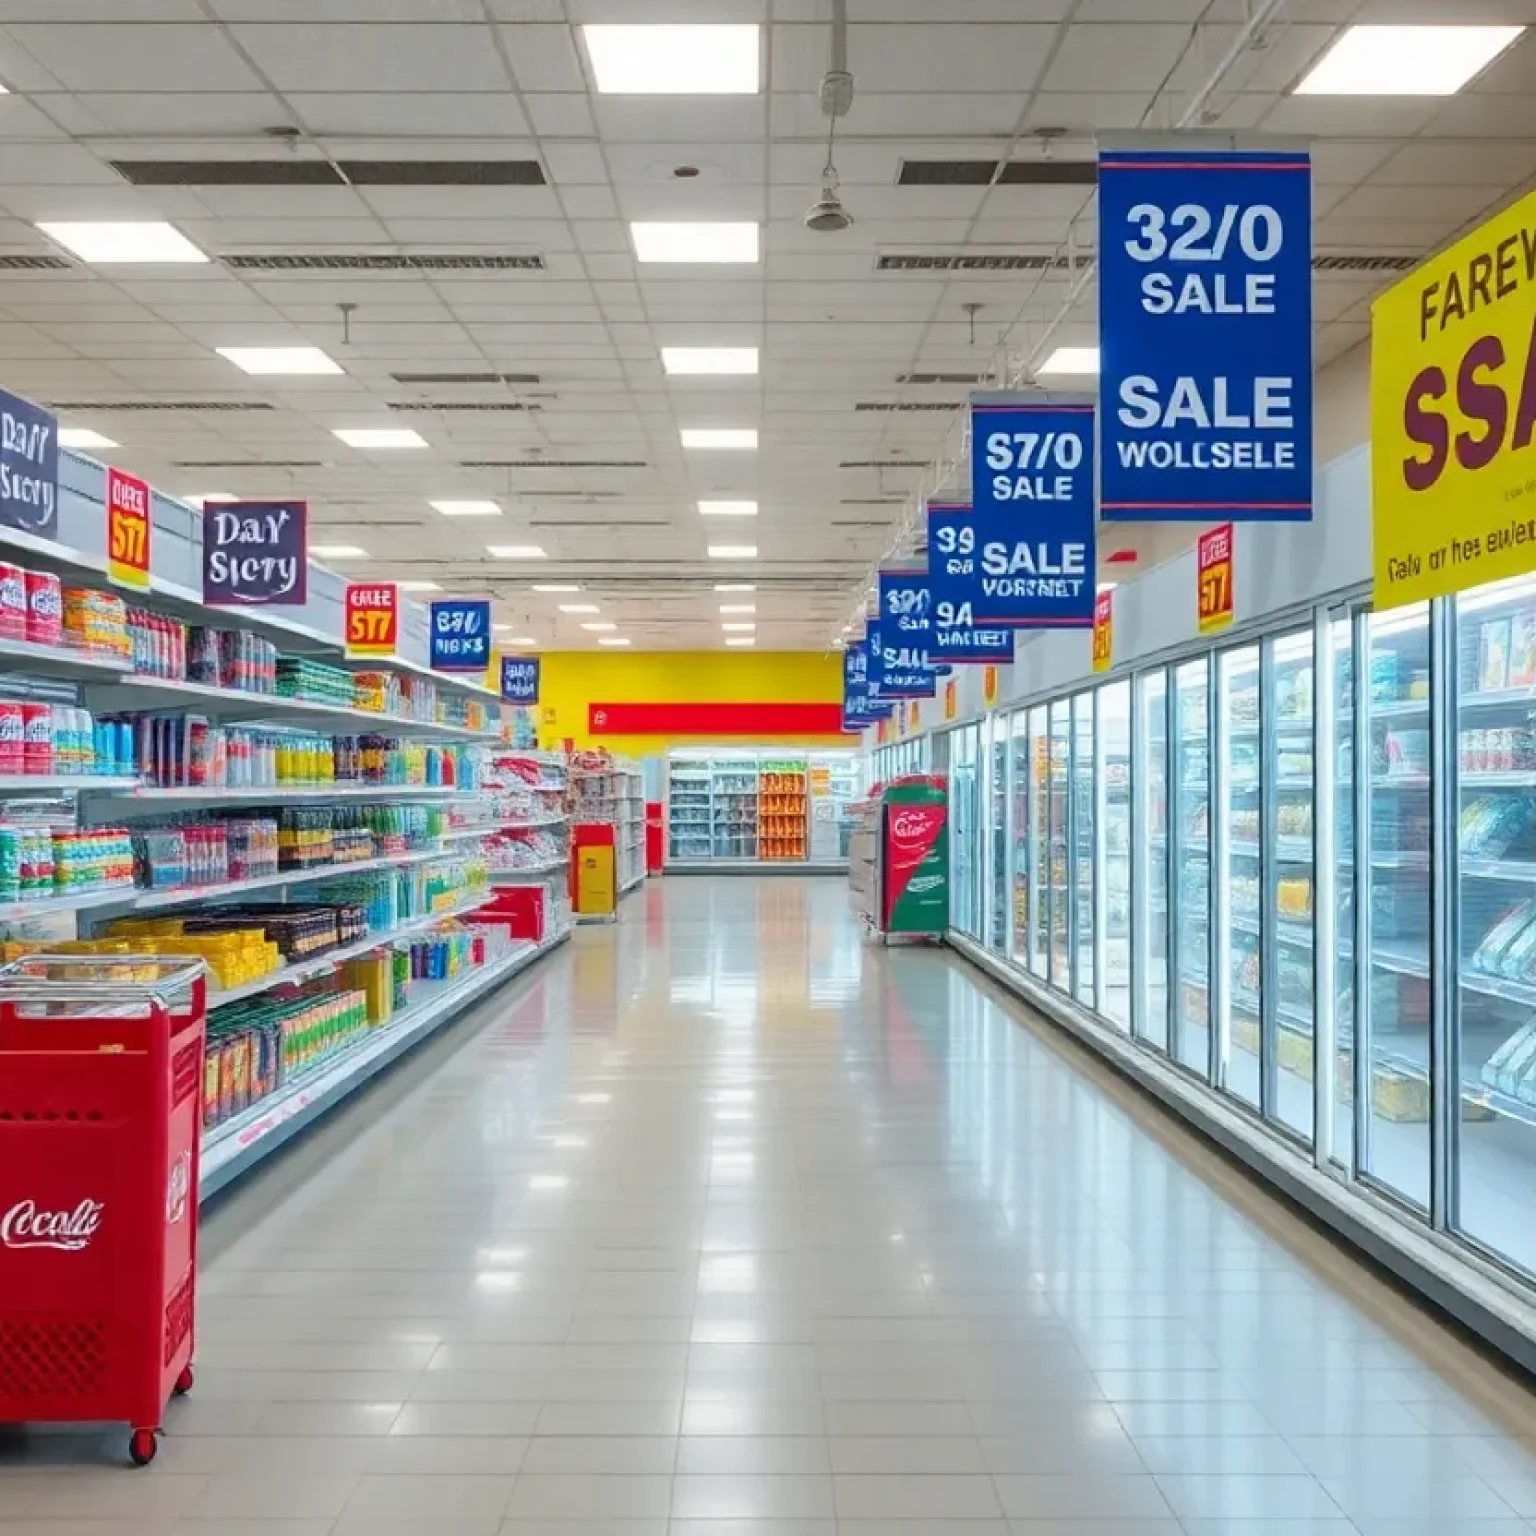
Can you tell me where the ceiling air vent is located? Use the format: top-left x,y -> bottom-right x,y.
0,254 -> 70,270
898,372 -> 982,385
876,252 -> 1088,273
387,400 -> 539,412
1313,253 -> 1419,272
839,459 -> 923,469
458,459 -> 647,469
49,400 -> 273,412
113,159 -> 544,187
173,459 -> 324,469
996,160 -> 1096,186
390,371 -> 541,385
897,160 -> 998,186
224,253 -> 544,272
840,497 -> 904,505
854,401 -> 962,413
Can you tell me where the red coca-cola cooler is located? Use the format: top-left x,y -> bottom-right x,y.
0,955 -> 207,1466
645,801 -> 665,876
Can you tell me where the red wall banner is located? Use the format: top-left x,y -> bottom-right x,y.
588,702 -> 848,736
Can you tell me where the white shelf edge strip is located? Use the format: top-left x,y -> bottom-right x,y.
201,925 -> 572,1197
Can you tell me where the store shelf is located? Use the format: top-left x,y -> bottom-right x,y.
114,782 -> 467,804
0,774 -> 141,794
0,634 -> 133,683
490,860 -> 567,882
201,923 -> 572,1197
620,870 -> 646,895
208,891 -> 495,1005
487,813 -> 569,831
86,673 -> 500,741
0,883 -> 140,924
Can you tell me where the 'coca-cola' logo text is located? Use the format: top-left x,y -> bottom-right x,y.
891,811 -> 935,841
1,1198 -> 105,1252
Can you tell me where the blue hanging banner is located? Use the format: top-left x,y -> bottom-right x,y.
876,569 -> 938,698
926,502 -> 1015,663
1097,145 -> 1312,522
842,640 -> 890,731
968,402 -> 1096,629
0,388 -> 57,539
499,654 -> 540,704
429,597 -> 491,673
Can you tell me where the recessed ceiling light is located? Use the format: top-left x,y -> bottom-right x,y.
216,345 -> 342,376
709,545 -> 757,559
722,622 -> 756,632
187,491 -> 235,506
719,604 -> 756,614
430,498 -> 501,517
397,580 -> 441,593
632,222 -> 759,263
486,545 -> 547,559
715,583 -> 755,592
560,603 -> 600,614
333,427 -> 428,449
312,544 -> 368,559
532,584 -> 580,593
725,636 -> 755,647
37,220 -> 207,264
58,427 -> 117,450
598,637 -> 631,646
503,636 -> 539,646
582,23 -> 759,94
682,428 -> 758,450
699,500 -> 757,517
1097,581 -> 1119,593
1036,346 -> 1100,376
662,347 -> 758,376
581,621 -> 617,631
1295,24 -> 1523,95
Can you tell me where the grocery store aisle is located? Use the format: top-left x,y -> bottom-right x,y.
10,876 -> 1536,1532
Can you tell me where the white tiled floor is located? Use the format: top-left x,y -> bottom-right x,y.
6,874 -> 1536,1534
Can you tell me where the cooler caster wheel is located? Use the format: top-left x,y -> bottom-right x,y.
174,1365 -> 194,1396
128,1429 -> 158,1467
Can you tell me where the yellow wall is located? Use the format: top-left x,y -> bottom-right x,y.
521,650 -> 850,756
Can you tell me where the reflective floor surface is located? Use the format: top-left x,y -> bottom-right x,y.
6,875 -> 1536,1534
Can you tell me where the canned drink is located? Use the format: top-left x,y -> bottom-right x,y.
20,701 -> 52,776
0,700 -> 21,775
24,569 -> 61,646
0,561 -> 25,639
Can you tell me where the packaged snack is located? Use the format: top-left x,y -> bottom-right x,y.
0,561 -> 25,639
1480,617 -> 1512,693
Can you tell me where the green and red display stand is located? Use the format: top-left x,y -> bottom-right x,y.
879,778 -> 949,938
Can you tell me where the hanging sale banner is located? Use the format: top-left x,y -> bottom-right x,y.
203,501 -> 308,607
876,569 -> 938,699
0,388 -> 57,539
842,640 -> 891,732
1197,522 -> 1235,633
1372,185 -> 1536,607
344,582 -> 400,657
968,401 -> 1096,628
106,467 -> 151,591
500,654 -> 540,704
1091,588 -> 1113,673
1097,145 -> 1312,523
429,597 -> 491,673
926,502 -> 1015,663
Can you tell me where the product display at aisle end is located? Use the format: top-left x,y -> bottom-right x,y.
847,774 -> 948,942
664,747 -> 858,872
569,750 -> 646,901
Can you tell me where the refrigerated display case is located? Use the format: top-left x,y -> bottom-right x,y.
948,724 -> 980,938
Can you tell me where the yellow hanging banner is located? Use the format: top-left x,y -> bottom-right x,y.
1372,187 -> 1536,608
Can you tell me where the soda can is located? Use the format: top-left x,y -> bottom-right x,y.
24,569 -> 61,647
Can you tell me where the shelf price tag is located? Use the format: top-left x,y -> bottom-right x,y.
106,467 -> 151,590
1197,521 -> 1235,634
344,582 -> 399,657
1091,587 -> 1113,673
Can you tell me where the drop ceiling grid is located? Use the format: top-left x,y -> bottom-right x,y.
0,7 -> 1524,645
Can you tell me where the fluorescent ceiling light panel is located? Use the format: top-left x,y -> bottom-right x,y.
632,221 -> 759,264
682,428 -> 758,450
1097,581 -> 1119,594
533,583 -> 581,593
721,622 -> 756,632
582,24 -> 759,94
699,500 -> 757,518
581,621 -> 617,631
1036,346 -> 1100,376
188,491 -> 235,505
559,603 -> 600,613
725,637 -> 755,647
58,427 -> 117,450
503,636 -> 538,645
397,580 -> 440,593
430,499 -> 501,517
312,544 -> 368,559
1295,24 -> 1522,95
715,583 -> 755,592
216,345 -> 341,376
719,604 -> 756,614
598,637 -> 631,646
709,545 -> 757,559
662,347 -> 758,376
38,220 -> 207,264
487,545 -> 547,559
333,427 -> 428,449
